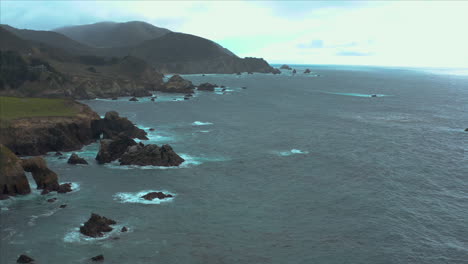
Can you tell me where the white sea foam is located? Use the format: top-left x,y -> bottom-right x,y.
192,121 -> 213,126
322,91 -> 390,98
113,190 -> 175,205
277,149 -> 309,156
63,224 -> 126,243
28,208 -> 60,226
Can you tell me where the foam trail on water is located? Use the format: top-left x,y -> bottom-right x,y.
192,121 -> 213,126
113,190 -> 175,205
322,91 -> 390,97
276,149 -> 309,157
64,224 -> 126,244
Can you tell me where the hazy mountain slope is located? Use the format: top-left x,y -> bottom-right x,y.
1,25 -> 94,55
0,27 -> 33,53
54,21 -> 171,48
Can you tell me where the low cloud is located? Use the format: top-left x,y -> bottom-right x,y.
297,39 -> 324,49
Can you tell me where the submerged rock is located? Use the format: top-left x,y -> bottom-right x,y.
0,145 -> 31,196
121,226 -> 128,232
129,97 -> 138,102
59,204 -> 67,208
22,156 -> 59,192
292,69 -> 297,74
197,83 -> 217,91
91,255 -> 104,262
67,153 -> 88,165
160,75 -> 195,94
119,143 -> 184,166
141,192 -> 173,200
96,134 -> 137,164
47,198 -> 57,203
80,213 -> 116,238
16,254 -> 34,263
95,111 -> 147,140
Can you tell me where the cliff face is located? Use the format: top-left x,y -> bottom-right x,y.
0,144 -> 31,196
0,101 -> 101,156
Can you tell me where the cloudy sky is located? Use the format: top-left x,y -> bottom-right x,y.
2,1 -> 468,67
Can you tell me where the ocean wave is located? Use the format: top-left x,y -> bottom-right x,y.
113,190 -> 175,205
28,207 -> 61,226
322,91 -> 391,97
192,121 -> 213,126
276,149 -> 309,156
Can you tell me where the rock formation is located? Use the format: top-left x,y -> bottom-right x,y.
141,191 -> 173,200
67,153 -> 88,165
94,111 -> 147,140
159,75 -> 195,93
292,69 -> 297,74
80,213 -> 116,237
280,64 -> 292,70
95,134 -> 136,164
119,143 -> 184,166
0,144 -> 31,197
272,68 -> 281,74
304,69 -> 311,74
16,255 -> 34,263
197,83 -> 217,91
91,255 -> 104,262
21,157 -> 57,190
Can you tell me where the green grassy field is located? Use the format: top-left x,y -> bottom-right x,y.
0,96 -> 78,121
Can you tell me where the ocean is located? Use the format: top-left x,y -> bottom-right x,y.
1,65 -> 467,264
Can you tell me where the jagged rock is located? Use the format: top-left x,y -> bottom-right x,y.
121,226 -> 128,232
160,75 -> 195,93
54,152 -> 63,156
58,183 -> 72,193
111,97 -> 118,100
47,198 -> 57,203
129,97 -> 138,101
16,254 -> 34,263
59,204 -> 67,208
96,134 -> 137,164
119,143 -> 184,166
304,69 -> 311,74
0,145 -> 31,196
280,64 -> 292,70
95,111 -> 147,140
21,156 -> 59,192
67,153 -> 88,165
91,255 -> 104,262
80,213 -> 116,238
465,128 -> 468,132
292,69 -> 297,74
272,68 -> 281,74
141,192 -> 173,200
197,83 -> 217,91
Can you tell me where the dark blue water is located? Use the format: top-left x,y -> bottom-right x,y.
1,65 -> 467,264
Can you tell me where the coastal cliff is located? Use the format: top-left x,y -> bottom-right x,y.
0,97 -> 100,155
0,144 -> 31,197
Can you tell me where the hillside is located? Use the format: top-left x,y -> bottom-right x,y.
54,21 -> 171,48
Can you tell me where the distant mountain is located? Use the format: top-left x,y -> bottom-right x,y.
1,25 -> 94,55
54,21 -> 171,48
2,21 -> 278,74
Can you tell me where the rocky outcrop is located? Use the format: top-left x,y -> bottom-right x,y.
158,75 -> 195,93
94,111 -> 147,140
119,143 -> 184,166
16,255 -> 34,263
272,68 -> 281,74
21,156 -> 59,190
280,64 -> 292,70
197,83 -> 217,91
95,134 -> 136,164
0,144 -> 31,197
67,153 -> 88,165
292,69 -> 297,74
465,128 -> 468,132
141,191 -> 173,200
0,101 -> 101,156
80,213 -> 116,237
304,69 -> 311,74
129,97 -> 138,101
91,255 -> 104,262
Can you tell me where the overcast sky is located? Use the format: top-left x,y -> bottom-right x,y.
2,1 -> 468,67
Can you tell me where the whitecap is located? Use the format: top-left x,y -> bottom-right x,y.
192,121 -> 213,126
113,190 -> 175,205
322,91 -> 390,97
28,208 -> 60,226
276,149 -> 309,156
